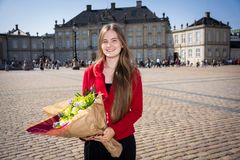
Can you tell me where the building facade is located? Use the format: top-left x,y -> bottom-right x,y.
172,12 -> 231,66
1,1 -> 237,67
0,25 -> 55,65
230,29 -> 240,63
54,1 -> 173,64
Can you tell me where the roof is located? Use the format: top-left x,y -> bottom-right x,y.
189,12 -> 230,28
56,2 -> 169,28
8,25 -> 30,36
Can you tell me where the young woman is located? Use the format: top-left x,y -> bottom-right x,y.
82,23 -> 143,160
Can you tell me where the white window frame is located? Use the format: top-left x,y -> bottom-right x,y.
188,49 -> 192,58
195,31 -> 200,43
188,33 -> 192,44
196,48 -> 200,57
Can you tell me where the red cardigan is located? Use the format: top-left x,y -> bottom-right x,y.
82,60 -> 143,140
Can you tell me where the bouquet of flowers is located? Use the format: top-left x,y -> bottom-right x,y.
26,91 -> 122,157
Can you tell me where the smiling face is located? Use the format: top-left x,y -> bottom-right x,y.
101,29 -> 123,59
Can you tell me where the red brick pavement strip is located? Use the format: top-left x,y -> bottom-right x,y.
0,66 -> 240,160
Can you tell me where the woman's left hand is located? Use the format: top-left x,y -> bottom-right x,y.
93,127 -> 115,142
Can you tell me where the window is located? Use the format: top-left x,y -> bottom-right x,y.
127,27 -> 134,34
92,33 -> 98,47
82,31 -> 88,37
152,26 -> 156,33
188,33 -> 192,44
76,31 -> 80,36
128,27 -> 134,32
136,27 -> 142,36
65,32 -> 70,37
208,48 -> 212,57
58,39 -> 62,48
188,49 -> 192,57
66,40 -> 71,48
128,36 -> 133,46
147,49 -> 153,59
148,33 -> 153,45
156,26 -> 162,32
76,40 -> 79,49
12,40 -> 18,48
32,42 -> 37,49
223,32 -> 227,42
82,39 -> 88,48
215,48 -> 219,57
207,31 -> 211,41
136,27 -> 142,32
196,48 -> 200,57
181,34 -> 186,43
156,52 -> 161,59
168,34 -> 173,44
195,31 -> 200,43
180,49 -> 185,61
223,48 -> 227,57
49,43 -> 54,49
216,31 -> 219,42
147,25 -> 152,33
136,36 -> 142,47
157,33 -> 161,45
174,35 -> 178,44
136,50 -> 143,61
22,40 -> 28,48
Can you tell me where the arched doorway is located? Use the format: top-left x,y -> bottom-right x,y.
174,52 -> 179,62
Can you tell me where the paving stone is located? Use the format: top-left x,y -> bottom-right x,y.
0,66 -> 240,159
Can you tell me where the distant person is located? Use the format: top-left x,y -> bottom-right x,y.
39,58 -> 44,70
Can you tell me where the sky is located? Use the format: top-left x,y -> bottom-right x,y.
0,0 -> 239,36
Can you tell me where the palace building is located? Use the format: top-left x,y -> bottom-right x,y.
54,1 -> 172,64
172,12 -> 231,66
0,25 -> 55,64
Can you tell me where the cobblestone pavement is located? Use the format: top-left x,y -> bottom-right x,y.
0,65 -> 240,160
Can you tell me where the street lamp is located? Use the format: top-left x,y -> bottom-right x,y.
40,36 -> 45,70
41,36 -> 45,57
72,23 -> 79,70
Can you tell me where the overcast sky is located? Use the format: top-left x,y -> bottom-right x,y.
0,0 -> 239,36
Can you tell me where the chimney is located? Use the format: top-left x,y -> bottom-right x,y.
111,3 -> 115,10
136,1 -> 142,8
86,5 -> 92,11
162,12 -> 165,18
15,24 -> 18,30
181,24 -> 183,29
186,23 -> 188,27
205,12 -> 210,18
63,19 -> 65,24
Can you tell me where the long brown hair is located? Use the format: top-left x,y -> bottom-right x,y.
97,23 -> 135,123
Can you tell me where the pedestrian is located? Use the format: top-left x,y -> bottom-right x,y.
156,58 -> 161,68
82,23 -> 143,160
39,57 -> 44,70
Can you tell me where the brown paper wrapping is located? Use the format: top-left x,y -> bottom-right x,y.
27,95 -> 122,157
